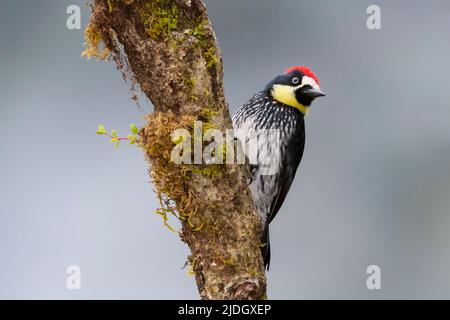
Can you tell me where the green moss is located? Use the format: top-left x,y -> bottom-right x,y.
184,78 -> 195,90
200,106 -> 219,121
107,0 -> 113,12
191,21 -> 207,45
192,21 -> 219,69
139,0 -> 180,40
183,78 -> 199,102
183,19 -> 219,70
137,3 -> 218,70
204,47 -> 219,69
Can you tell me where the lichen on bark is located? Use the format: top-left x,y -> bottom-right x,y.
85,0 -> 267,299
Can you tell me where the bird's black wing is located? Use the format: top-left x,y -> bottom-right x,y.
267,128 -> 305,224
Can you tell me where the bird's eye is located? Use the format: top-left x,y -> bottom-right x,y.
292,77 -> 300,84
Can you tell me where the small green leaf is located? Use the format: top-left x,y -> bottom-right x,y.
114,141 -> 120,149
128,134 -> 137,145
111,129 -> 118,138
96,124 -> 106,135
130,124 -> 139,135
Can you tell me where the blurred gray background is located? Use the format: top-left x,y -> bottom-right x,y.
1,0 -> 450,299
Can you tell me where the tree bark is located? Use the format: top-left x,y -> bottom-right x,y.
85,0 -> 266,299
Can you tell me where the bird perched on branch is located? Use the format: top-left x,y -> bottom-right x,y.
233,66 -> 325,269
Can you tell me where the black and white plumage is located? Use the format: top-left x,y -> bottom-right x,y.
232,66 -> 325,269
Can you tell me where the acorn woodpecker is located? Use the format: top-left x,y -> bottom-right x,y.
232,66 -> 325,269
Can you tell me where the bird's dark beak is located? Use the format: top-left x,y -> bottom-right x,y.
301,88 -> 326,98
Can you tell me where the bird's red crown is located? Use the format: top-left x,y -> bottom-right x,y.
285,66 -> 320,86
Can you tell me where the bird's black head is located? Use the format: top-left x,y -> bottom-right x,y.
265,66 -> 325,115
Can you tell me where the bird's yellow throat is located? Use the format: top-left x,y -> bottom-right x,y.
271,84 -> 309,116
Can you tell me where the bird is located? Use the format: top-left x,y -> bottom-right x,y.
232,66 -> 325,270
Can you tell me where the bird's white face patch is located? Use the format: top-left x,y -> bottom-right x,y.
300,75 -> 320,90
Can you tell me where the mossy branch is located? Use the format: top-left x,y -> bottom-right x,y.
85,0 -> 266,299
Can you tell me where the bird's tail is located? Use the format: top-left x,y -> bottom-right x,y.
261,224 -> 271,270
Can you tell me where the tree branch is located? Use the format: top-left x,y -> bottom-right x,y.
85,0 -> 266,299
